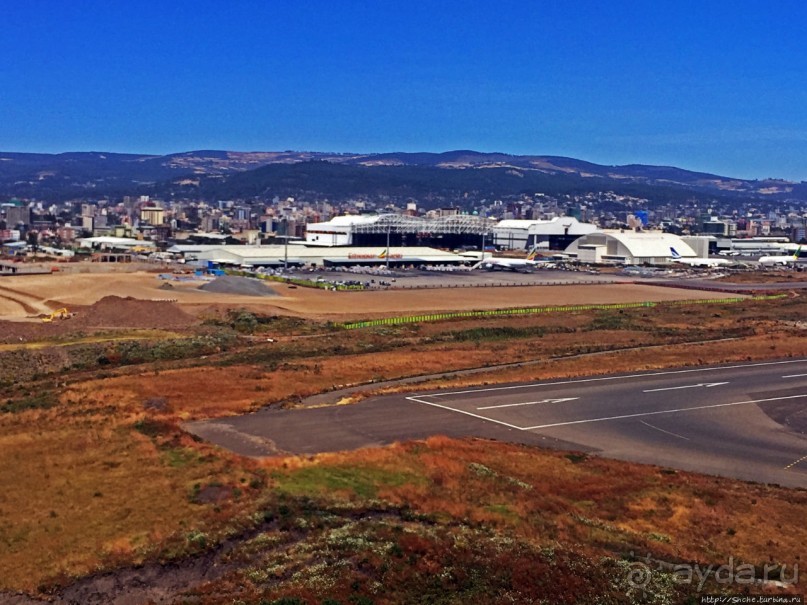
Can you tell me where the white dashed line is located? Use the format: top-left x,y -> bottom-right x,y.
477,397 -> 578,410
426,359 -> 807,397
520,394 -> 807,431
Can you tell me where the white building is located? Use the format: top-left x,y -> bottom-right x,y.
175,244 -> 473,268
565,230 -> 697,265
78,236 -> 156,251
492,217 -> 597,250
305,216 -> 378,246
681,236 -> 714,258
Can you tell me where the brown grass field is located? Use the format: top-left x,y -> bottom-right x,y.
0,276 -> 804,602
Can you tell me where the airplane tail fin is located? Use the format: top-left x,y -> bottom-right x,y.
794,246 -> 802,260
670,247 -> 681,259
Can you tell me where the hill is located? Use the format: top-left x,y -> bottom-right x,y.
1,149 -> 804,206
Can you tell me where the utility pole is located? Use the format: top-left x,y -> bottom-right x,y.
385,224 -> 391,270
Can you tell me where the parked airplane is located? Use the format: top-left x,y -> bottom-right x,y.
758,246 -> 803,266
473,248 -> 549,271
669,247 -> 733,268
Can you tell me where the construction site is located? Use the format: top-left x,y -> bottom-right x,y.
0,264 -> 754,325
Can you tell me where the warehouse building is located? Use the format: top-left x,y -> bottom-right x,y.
170,244 -> 474,268
564,230 -> 697,265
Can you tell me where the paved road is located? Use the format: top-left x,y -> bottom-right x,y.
656,279 -> 807,292
186,358 -> 807,488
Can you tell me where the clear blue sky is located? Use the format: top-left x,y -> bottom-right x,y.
2,1 -> 807,180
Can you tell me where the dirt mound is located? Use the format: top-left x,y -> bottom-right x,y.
0,297 -> 194,341
71,296 -> 195,329
0,321 -> 53,343
198,275 -> 278,297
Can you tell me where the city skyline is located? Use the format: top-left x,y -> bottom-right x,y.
2,1 -> 807,181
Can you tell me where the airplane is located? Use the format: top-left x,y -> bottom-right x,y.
472,247 -> 550,271
758,245 -> 803,266
669,247 -> 734,268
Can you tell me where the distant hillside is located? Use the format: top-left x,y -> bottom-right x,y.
0,148 -> 803,205
189,160 -> 724,209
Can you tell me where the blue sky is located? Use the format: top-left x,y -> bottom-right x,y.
2,1 -> 807,180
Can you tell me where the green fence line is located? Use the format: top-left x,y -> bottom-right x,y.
340,294 -> 785,330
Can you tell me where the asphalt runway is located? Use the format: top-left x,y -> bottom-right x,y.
186,358 -> 807,488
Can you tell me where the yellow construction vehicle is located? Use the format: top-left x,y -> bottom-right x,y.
41,308 -> 71,323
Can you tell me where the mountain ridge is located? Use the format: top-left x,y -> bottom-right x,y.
0,149 -> 803,205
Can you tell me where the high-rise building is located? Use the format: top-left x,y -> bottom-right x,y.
139,206 -> 165,225
5,205 -> 30,228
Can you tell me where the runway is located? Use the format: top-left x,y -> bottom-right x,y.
186,358 -> 807,488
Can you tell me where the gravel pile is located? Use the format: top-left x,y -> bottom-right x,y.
198,275 -> 278,297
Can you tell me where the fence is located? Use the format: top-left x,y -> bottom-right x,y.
340,294 -> 786,330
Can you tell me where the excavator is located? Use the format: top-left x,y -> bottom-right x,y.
41,308 -> 72,323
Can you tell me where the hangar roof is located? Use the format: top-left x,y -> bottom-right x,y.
494,217 -> 597,234
567,230 -> 697,258
186,245 -> 468,265
79,237 -> 156,248
327,215 -> 379,226
604,230 -> 696,257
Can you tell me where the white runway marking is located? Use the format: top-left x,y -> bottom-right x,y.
643,381 -> 728,393
427,359 -> 807,397
406,396 -> 525,431
521,394 -> 807,431
477,397 -> 578,410
639,420 -> 690,441
783,374 -> 807,379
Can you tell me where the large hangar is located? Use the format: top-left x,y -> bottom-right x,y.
171,244 -> 472,268
565,230 -> 697,265
305,214 -> 494,249
492,217 -> 597,250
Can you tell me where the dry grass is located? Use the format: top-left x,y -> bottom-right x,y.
0,293 -> 804,597
61,330 -> 702,418
57,296 -> 807,418
0,329 -> 183,351
401,332 -> 807,393
333,437 -> 805,564
0,389 -> 266,592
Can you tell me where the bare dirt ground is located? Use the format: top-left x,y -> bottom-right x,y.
0,297 -> 195,343
0,271 -> 748,322
717,269 -> 807,284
